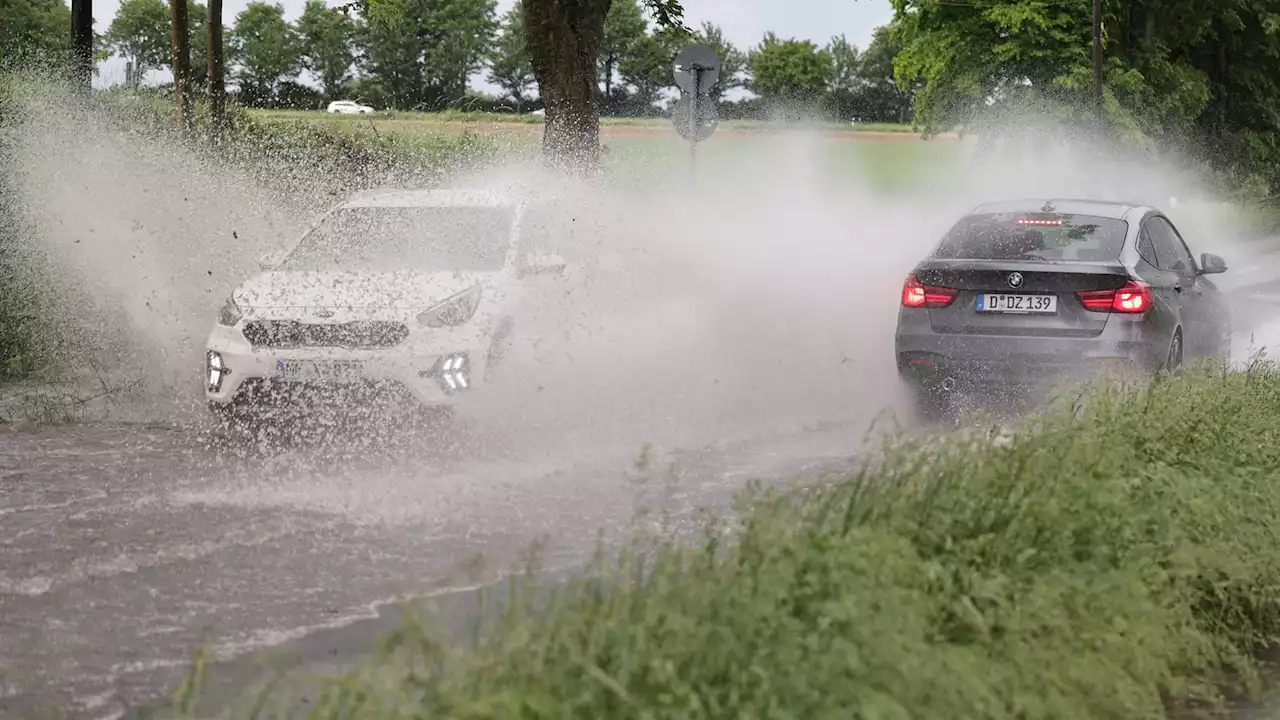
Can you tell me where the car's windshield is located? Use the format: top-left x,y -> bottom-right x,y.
933,213 -> 1129,262
281,205 -> 515,273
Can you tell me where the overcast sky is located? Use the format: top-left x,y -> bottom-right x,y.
92,0 -> 896,93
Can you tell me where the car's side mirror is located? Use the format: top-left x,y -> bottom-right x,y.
257,249 -> 288,271
519,253 -> 567,278
1198,252 -> 1227,275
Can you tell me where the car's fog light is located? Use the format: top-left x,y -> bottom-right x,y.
442,354 -> 469,390
207,351 -> 229,393
422,353 -> 470,393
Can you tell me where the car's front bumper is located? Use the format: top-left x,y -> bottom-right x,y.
204,323 -> 494,413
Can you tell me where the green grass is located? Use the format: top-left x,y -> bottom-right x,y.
238,108 -> 961,195
249,108 -> 919,133
156,361 -> 1280,719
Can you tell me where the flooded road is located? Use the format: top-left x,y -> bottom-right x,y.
0,418 -> 870,719
4,261 -> 1280,720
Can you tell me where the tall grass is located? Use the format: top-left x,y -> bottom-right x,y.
0,72 -> 58,379
166,362 -> 1280,719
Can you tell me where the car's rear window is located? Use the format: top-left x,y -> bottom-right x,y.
932,213 -> 1129,262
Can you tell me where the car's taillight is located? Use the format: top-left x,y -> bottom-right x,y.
902,274 -> 958,309
1076,280 -> 1154,313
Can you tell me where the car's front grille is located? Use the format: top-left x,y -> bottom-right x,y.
242,320 -> 409,349
232,378 -> 417,408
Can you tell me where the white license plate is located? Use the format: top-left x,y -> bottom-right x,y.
976,293 -> 1057,313
275,359 -> 364,382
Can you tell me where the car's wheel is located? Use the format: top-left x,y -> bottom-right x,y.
1163,329 -> 1184,374
904,382 -> 951,427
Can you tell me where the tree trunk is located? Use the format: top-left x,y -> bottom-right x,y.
523,0 -> 612,173
208,0 -> 226,139
170,0 -> 194,132
69,0 -> 94,91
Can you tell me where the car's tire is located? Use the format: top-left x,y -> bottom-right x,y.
1163,329 -> 1184,374
904,382 -> 951,427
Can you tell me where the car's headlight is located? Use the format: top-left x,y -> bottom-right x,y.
218,297 -> 243,326
417,286 -> 482,328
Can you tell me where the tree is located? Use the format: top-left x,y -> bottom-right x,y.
103,0 -> 170,86
823,33 -> 859,120
748,33 -> 834,114
694,22 -> 745,102
419,0 -> 497,101
0,0 -> 71,65
853,25 -> 912,124
357,0 -> 685,169
617,28 -> 678,112
356,0 -> 496,110
522,0 -> 686,170
99,0 -> 214,89
208,0 -> 225,134
356,8 -> 425,109
71,0 -> 93,86
295,0 -> 356,98
598,0 -> 645,102
884,0 -> 1280,193
170,0 -> 193,129
488,3 -> 536,108
187,1 -> 213,90
229,1 -> 302,105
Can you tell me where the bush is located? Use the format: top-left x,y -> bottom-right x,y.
0,73 -> 57,378
179,363 -> 1280,719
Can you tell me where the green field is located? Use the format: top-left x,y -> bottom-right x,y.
241,107 -> 961,194
249,107 -> 920,133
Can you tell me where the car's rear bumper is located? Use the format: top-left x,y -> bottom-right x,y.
894,310 -> 1168,389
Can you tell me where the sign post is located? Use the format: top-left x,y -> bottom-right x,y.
672,44 -> 722,177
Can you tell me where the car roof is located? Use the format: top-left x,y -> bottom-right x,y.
969,198 -> 1152,220
339,188 -> 523,209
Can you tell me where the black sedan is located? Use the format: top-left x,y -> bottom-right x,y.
894,198 -> 1231,422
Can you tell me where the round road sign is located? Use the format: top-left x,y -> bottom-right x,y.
671,95 -> 718,143
673,44 -> 721,95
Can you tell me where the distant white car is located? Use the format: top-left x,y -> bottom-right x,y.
204,188 -> 571,424
326,100 -> 374,115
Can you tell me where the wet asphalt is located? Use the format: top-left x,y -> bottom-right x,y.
0,416 -> 869,720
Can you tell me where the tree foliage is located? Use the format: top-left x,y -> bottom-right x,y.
487,3 -> 535,108
0,0 -> 70,66
887,0 -> 1280,190
230,1 -> 303,103
355,0 -> 496,110
103,0 -> 171,85
617,28 -> 680,110
695,22 -> 744,101
599,0 -> 646,101
295,0 -> 356,97
749,33 -> 834,114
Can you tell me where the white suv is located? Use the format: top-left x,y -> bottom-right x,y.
326,100 -> 374,115
204,188 -> 568,423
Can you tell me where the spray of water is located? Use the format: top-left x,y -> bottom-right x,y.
4,81 -> 1271,460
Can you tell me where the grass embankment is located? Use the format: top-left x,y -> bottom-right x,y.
164,363 -> 1280,719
